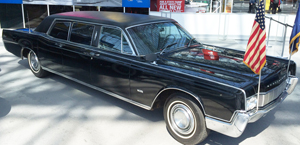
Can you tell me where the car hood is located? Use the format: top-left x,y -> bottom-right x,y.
157,45 -> 288,95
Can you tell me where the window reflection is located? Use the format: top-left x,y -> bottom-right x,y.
0,4 -> 23,28
49,22 -> 71,40
70,22 -> 94,45
99,27 -> 132,54
24,4 -> 47,28
50,5 -> 73,15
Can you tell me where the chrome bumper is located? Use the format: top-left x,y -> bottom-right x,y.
205,76 -> 298,138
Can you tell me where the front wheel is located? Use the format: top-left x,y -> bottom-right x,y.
28,50 -> 48,78
164,93 -> 208,145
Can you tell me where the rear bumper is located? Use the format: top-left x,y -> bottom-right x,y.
205,76 -> 298,138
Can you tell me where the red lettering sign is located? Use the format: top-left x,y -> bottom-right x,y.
157,0 -> 184,12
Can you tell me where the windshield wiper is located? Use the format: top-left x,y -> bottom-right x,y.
160,42 -> 177,55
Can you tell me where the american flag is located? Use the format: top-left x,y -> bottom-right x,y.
243,0 -> 266,75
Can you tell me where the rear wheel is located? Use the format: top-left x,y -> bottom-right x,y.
28,50 -> 48,78
163,93 -> 208,145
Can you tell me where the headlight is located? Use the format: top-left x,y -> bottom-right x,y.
246,96 -> 257,111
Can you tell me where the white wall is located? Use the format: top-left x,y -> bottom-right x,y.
150,12 -> 296,41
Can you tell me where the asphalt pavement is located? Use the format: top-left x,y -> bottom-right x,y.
0,30 -> 300,145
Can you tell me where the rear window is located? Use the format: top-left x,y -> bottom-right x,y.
49,22 -> 71,40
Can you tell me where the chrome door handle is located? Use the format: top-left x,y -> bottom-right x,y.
90,52 -> 100,57
55,43 -> 63,47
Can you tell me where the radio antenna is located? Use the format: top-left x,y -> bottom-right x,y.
27,11 -> 31,33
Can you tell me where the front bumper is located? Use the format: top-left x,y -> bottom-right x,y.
205,76 -> 298,138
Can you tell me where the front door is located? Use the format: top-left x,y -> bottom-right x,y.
90,26 -> 134,98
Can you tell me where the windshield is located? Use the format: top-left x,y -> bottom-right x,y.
127,22 -> 199,55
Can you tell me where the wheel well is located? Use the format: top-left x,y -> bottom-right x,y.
22,48 -> 31,59
152,89 -> 205,114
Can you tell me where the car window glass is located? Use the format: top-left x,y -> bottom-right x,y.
99,27 -> 133,55
127,22 -> 194,55
70,22 -> 94,45
49,22 -> 70,40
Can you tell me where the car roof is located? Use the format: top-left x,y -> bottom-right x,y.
35,11 -> 175,33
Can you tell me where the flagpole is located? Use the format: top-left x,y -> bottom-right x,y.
257,71 -> 261,112
286,53 -> 292,76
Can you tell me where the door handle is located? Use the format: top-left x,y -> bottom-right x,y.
55,42 -> 63,47
89,52 -> 100,57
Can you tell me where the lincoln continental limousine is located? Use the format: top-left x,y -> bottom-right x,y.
2,11 -> 298,144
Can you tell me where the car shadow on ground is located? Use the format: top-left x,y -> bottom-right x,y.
0,97 -> 12,118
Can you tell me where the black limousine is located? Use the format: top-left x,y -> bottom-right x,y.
2,11 -> 298,144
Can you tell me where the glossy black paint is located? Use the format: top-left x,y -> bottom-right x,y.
2,12 -> 296,122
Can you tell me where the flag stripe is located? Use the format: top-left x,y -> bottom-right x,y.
243,1 -> 266,75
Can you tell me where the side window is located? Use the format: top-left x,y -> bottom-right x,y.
49,22 -> 70,40
70,22 -> 94,45
99,27 -> 133,55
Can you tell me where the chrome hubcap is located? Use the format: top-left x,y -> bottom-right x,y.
29,51 -> 40,71
170,103 -> 195,136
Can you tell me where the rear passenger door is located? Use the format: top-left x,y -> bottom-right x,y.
39,21 -> 70,73
61,22 -> 95,83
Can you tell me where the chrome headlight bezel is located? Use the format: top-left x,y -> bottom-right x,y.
246,95 -> 257,111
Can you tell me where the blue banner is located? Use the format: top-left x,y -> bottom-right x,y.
0,0 -> 22,4
122,0 -> 150,8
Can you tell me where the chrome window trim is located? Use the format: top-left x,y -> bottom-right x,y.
98,25 -> 135,55
47,20 -> 72,41
69,22 -> 96,46
42,66 -> 151,110
46,18 -> 136,56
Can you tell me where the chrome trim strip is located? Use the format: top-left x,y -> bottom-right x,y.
152,87 -> 206,114
42,66 -> 152,110
3,39 -> 19,45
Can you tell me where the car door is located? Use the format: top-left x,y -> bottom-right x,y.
61,22 -> 95,83
90,26 -> 135,98
38,21 -> 70,73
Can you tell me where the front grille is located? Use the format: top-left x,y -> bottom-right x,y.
258,80 -> 287,106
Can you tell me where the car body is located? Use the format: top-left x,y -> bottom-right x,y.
2,11 -> 298,144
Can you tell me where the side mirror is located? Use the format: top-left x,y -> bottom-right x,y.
141,53 -> 158,62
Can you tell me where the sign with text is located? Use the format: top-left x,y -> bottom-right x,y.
0,0 -> 22,4
158,0 -> 184,12
122,0 -> 150,8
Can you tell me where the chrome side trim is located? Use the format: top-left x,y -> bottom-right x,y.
42,66 -> 152,110
152,87 -> 206,114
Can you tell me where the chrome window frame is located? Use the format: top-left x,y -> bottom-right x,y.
69,22 -> 96,46
99,25 -> 135,55
46,18 -> 136,56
